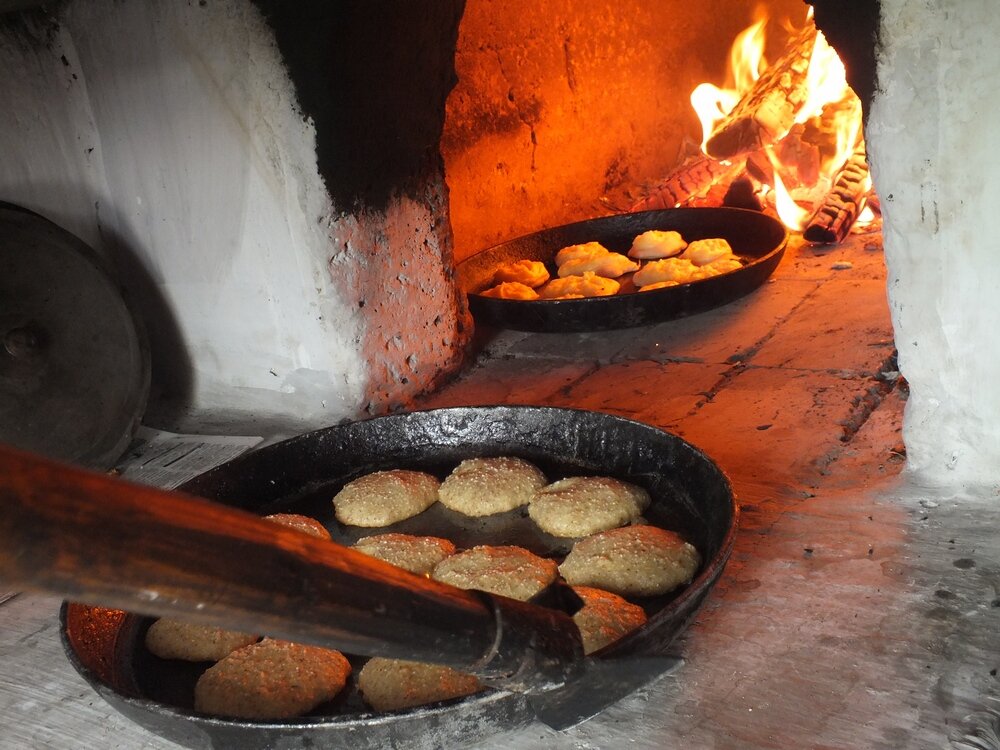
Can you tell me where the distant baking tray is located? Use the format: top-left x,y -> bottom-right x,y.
456,207 -> 788,332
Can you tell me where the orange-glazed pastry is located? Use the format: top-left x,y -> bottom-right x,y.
479,281 -> 540,300
492,259 -> 550,287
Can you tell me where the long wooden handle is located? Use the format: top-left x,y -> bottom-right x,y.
0,443 -> 580,688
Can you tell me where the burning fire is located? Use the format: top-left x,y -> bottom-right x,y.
686,10 -> 874,237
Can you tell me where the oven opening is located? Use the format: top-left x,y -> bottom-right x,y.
3,1 -> 999,749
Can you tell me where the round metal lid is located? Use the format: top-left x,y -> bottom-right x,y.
0,202 -> 149,470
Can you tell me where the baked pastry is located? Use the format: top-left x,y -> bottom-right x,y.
358,657 -> 482,711
438,456 -> 547,517
679,237 -> 734,266
537,272 -> 620,299
638,280 -> 680,292
194,638 -> 351,719
528,476 -> 650,537
145,620 -> 258,663
432,545 -> 558,601
145,513 -> 328,662
558,252 -> 638,279
559,525 -> 700,597
628,230 -> 687,260
632,258 -> 698,287
353,533 -> 457,575
479,281 -> 540,300
333,469 -> 440,527
492,259 -> 550,288
706,256 -> 743,273
264,513 -> 331,539
554,241 -> 610,267
572,586 -> 648,654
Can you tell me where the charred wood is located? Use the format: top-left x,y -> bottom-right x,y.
803,143 -> 870,244
705,23 -> 818,161
630,155 -> 744,211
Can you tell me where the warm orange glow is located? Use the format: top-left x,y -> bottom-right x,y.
766,148 -> 812,230
691,17 -> 767,151
689,12 -> 871,233
854,175 -> 877,229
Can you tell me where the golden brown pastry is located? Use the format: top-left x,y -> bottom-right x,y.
333,469 -> 440,527
572,586 -> 648,654
554,241 -> 611,267
528,476 -> 650,537
632,258 -> 699,287
679,237 -> 734,266
432,545 -> 558,601
537,272 -> 620,299
558,252 -> 639,279
559,525 -> 701,597
353,533 -> 457,575
358,658 -> 482,711
439,456 -> 548,517
479,281 -> 540,300
194,638 -> 351,719
628,230 -> 687,260
492,259 -> 550,288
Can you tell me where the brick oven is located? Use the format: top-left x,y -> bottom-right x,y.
2,1 -> 1000,749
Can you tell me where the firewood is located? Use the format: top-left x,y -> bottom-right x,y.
705,23 -> 819,161
629,155 -> 744,212
803,142 -> 870,244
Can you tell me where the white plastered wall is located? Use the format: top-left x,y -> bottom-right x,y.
868,0 -> 1000,487
0,0 -> 467,432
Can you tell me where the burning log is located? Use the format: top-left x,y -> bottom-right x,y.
803,142 -> 870,244
630,155 -> 744,211
704,23 -> 818,161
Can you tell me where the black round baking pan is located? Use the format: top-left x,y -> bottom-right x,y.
456,207 -> 787,332
62,405 -> 737,749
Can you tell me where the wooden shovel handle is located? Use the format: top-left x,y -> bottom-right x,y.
0,443 -> 580,688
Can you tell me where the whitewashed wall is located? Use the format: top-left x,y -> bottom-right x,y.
0,0 -> 468,431
869,0 -> 1000,487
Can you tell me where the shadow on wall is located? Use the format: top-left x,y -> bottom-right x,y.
94,206 -> 195,413
2,193 -> 194,418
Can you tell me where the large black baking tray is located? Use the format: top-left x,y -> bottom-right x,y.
456,207 -> 787,332
62,405 -> 737,750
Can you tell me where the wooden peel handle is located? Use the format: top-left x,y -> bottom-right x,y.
0,443 -> 581,689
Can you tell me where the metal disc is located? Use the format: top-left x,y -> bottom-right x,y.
0,202 -> 149,469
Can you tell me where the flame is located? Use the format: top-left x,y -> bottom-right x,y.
688,11 -> 871,233
691,17 -> 767,151
766,147 -> 811,230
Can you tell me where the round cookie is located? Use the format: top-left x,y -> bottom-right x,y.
528,476 -> 650,538
432,545 -> 558,602
571,586 -> 648,654
357,657 -> 482,712
145,620 -> 258,662
264,512 -> 331,539
144,513 -> 328,662
353,533 -> 457,575
333,469 -> 440,527
194,638 -> 351,720
559,525 -> 701,597
438,456 -> 548,517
